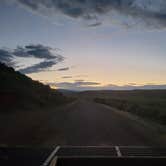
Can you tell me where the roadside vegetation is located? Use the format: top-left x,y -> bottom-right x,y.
94,90 -> 166,125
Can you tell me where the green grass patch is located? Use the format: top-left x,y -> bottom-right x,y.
94,90 -> 166,125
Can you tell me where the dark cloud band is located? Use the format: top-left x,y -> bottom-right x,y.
0,44 -> 64,74
15,0 -> 166,29
62,76 -> 73,79
57,67 -> 70,71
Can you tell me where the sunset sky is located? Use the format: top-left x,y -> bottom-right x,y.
1,0 -> 166,90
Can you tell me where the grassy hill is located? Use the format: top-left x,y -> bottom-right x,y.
0,63 -> 72,111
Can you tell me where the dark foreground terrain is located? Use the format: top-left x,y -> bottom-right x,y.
1,98 -> 166,147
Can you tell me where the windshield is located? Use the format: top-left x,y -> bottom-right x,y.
0,0 -> 166,165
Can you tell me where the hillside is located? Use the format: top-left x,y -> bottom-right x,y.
0,63 -> 72,111
0,63 -> 75,146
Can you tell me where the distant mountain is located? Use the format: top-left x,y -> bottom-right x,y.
0,63 -> 71,111
58,89 -> 78,95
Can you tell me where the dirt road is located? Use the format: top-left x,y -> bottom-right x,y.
47,99 -> 160,146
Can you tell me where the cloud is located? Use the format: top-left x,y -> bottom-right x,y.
47,81 -> 166,91
57,67 -> 70,71
88,22 -> 102,27
61,75 -> 89,79
62,76 -> 73,79
0,49 -> 15,66
0,44 -> 64,74
74,80 -> 100,86
48,80 -> 100,90
19,61 -> 56,74
14,0 -> 166,30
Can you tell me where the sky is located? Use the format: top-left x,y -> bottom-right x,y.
0,0 -> 166,90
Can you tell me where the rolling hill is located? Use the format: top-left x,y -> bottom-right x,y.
0,62 -> 72,111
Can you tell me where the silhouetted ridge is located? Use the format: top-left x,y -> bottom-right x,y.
0,63 -> 71,111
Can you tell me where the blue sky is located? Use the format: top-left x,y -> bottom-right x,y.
0,0 -> 166,90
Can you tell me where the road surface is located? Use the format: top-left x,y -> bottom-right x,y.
0,99 -> 165,165
51,99 -> 159,146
